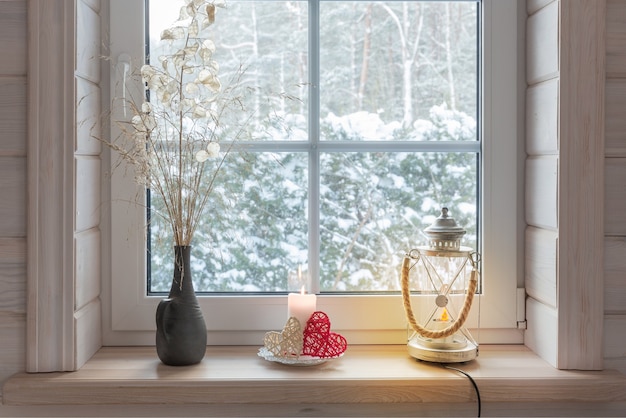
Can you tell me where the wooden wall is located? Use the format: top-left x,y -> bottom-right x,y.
525,0 -> 626,372
604,0 -> 626,373
0,0 -> 27,396
0,0 -> 102,393
524,0 -> 562,367
74,0 -> 103,370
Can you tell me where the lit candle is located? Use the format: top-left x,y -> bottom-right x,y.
431,308 -> 454,343
288,286 -> 317,328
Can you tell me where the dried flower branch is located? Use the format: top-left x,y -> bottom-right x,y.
104,0 -> 251,247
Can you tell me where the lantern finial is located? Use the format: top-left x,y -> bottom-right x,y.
423,207 -> 466,250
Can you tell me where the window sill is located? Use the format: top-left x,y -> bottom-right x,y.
3,345 -> 626,417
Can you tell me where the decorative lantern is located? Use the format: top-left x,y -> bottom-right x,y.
401,207 -> 480,363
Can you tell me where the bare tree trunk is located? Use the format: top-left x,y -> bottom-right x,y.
357,3 -> 372,110
250,3 -> 261,124
381,3 -> 423,128
444,3 -> 456,110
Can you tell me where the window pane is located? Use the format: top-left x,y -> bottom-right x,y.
149,0 -> 309,142
147,0 -> 480,294
150,152 -> 308,292
319,1 -> 478,141
319,151 -> 477,292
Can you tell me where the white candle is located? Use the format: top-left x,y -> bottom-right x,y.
288,286 -> 316,328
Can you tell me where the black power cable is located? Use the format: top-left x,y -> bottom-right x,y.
442,364 -> 482,417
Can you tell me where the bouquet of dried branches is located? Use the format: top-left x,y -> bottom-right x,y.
107,0 -> 248,247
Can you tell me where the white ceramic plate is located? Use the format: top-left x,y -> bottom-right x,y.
257,347 -> 343,366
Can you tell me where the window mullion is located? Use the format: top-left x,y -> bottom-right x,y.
308,0 -> 321,293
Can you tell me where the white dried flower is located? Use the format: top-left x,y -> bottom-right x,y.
197,69 -> 221,92
185,82 -> 199,96
140,65 -> 156,83
131,115 -> 146,132
195,150 -> 210,162
191,105 -> 207,119
206,141 -> 220,157
160,27 -> 185,41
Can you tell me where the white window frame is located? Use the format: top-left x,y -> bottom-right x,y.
102,0 -> 522,346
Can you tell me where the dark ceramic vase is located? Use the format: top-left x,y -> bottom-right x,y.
156,246 -> 207,366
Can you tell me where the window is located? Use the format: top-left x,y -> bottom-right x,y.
105,0 -> 521,346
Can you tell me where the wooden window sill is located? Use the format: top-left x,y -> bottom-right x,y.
3,345 -> 626,417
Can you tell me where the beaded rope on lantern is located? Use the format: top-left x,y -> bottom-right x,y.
401,253 -> 478,339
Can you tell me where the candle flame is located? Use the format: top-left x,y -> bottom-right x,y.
440,308 -> 449,322
300,285 -> 306,295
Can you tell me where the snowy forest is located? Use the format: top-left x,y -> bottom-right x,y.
147,0 -> 480,293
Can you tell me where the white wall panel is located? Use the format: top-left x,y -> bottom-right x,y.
525,297 -> 558,368
527,1 -> 559,85
76,78 -> 101,155
525,227 -> 557,308
526,79 -> 559,155
74,298 -> 101,369
525,156 -> 558,229
75,157 -> 101,233
75,228 -> 100,311
76,0 -> 101,83
527,0 -> 555,16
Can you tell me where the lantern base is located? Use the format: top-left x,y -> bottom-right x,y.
407,334 -> 478,363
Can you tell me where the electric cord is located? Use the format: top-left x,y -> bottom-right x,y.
442,364 -> 481,417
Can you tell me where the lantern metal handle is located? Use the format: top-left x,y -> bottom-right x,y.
400,254 -> 478,339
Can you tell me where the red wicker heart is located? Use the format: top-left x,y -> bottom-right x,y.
302,311 -> 347,358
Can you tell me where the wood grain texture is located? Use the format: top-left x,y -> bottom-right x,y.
605,79 -> 626,156
605,236 -> 626,314
558,0 -> 606,370
526,79 -> 559,156
0,157 -> 26,237
74,298 -> 101,369
606,0 -> 626,78
3,345 -> 626,411
75,228 -> 100,311
0,313 -> 26,391
75,156 -> 101,233
0,1 -> 27,76
76,0 -> 100,83
74,0 -> 103,371
27,0 -> 77,373
526,1 -> 559,85
27,0 -> 104,373
0,237 -> 26,264
604,0 -> 626,375
0,77 -> 26,157
2,401 -> 626,418
604,315 -> 626,360
525,297 -> 558,368
525,227 -> 557,308
605,158 -> 626,235
76,77 -> 101,155
525,156 -> 558,229
0,263 -> 25,315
